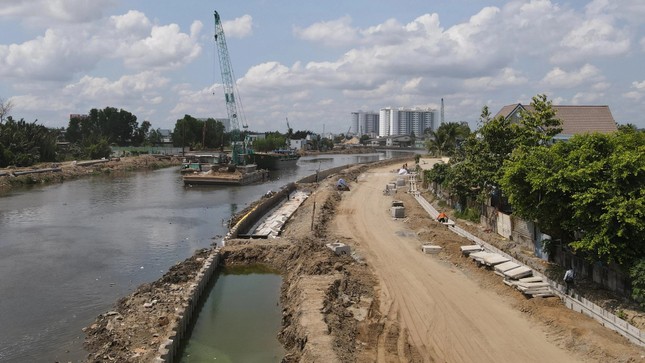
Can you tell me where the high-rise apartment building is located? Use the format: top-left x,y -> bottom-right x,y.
351,111 -> 380,137
377,107 -> 438,137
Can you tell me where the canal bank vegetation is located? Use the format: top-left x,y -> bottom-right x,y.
422,94 -> 645,306
0,155 -> 181,193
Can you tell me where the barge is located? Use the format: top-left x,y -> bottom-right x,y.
182,164 -> 268,186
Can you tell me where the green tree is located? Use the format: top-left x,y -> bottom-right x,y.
500,128 -> 645,266
517,94 -> 562,146
147,128 -> 163,146
425,122 -> 470,156
172,115 -> 201,149
132,120 -> 151,146
0,117 -> 58,167
253,133 -> 287,152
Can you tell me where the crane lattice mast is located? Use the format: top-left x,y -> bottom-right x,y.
213,10 -> 250,165
213,11 -> 247,133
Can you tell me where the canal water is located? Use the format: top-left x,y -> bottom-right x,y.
180,265 -> 284,363
0,151 -> 411,362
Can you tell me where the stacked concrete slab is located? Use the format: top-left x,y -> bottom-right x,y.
253,191 -> 309,238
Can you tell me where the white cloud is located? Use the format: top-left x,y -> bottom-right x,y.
553,16 -> 630,63
294,16 -> 358,47
0,11 -> 202,83
118,22 -> 202,70
571,91 -> 603,104
541,64 -> 603,88
63,71 -> 169,100
0,28 -> 103,81
632,80 -> 645,90
464,68 -> 528,90
223,15 -> 253,38
586,0 -> 645,23
110,10 -> 152,38
0,0 -> 116,23
623,80 -> 645,101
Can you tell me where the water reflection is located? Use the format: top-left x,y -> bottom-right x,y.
180,266 -> 284,363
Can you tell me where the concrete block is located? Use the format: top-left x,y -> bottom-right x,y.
391,206 -> 405,218
422,245 -> 442,254
326,242 -> 351,256
396,178 -> 406,186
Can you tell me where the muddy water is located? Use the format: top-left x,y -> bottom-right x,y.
0,151 -> 409,362
180,266 -> 284,362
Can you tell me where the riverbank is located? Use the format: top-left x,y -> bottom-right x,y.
82,159 -> 645,362
0,155 -> 181,195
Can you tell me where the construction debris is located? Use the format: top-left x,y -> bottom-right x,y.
326,242 -> 351,256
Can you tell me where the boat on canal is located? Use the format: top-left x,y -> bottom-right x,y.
182,163 -> 268,186
247,149 -> 300,170
180,153 -> 226,174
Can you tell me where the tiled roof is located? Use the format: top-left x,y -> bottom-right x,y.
495,104 -> 617,135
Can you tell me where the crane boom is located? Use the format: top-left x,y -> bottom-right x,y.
213,11 -> 246,132
213,10 -> 249,165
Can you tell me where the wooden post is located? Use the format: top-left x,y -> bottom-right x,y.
310,201 -> 316,231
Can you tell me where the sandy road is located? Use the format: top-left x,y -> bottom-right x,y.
333,165 -> 580,363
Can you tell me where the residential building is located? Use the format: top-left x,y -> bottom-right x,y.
378,107 -> 438,137
495,104 -> 617,141
351,111 -> 379,137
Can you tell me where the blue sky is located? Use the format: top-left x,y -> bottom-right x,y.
1,0 -> 644,134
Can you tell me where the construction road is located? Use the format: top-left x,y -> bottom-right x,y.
332,164 -> 580,363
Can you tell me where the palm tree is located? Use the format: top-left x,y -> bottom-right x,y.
425,122 -> 470,157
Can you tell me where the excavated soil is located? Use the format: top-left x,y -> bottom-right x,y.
82,159 -> 645,362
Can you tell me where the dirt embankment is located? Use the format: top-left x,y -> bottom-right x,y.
82,159 -> 645,362
0,155 -> 181,194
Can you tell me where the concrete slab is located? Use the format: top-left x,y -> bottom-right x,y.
494,261 -> 520,273
469,251 -> 494,262
504,266 -> 533,280
421,245 -> 442,254
482,254 -> 510,266
460,245 -> 484,255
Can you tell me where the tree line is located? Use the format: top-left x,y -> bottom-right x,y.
423,94 -> 645,303
0,100 -> 328,167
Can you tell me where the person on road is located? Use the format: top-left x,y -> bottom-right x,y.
337,178 -> 349,191
437,212 -> 448,223
564,268 -> 575,295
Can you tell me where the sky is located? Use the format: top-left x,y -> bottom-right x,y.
1,0 -> 645,134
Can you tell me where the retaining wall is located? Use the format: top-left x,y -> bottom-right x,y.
155,250 -> 221,363
227,182 -> 297,239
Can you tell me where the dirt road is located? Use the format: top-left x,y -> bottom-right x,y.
333,165 -> 580,363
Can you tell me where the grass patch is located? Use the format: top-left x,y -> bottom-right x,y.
454,207 -> 480,223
